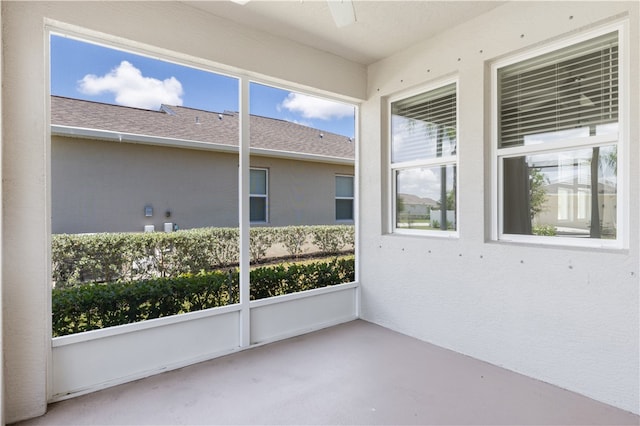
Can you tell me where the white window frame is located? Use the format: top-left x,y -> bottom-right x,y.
335,174 -> 354,222
491,22 -> 628,249
250,167 -> 269,223
388,78 -> 459,237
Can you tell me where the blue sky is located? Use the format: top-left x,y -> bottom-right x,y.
50,35 -> 355,137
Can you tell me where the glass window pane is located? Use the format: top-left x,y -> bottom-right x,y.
250,169 -> 266,195
250,196 -> 266,222
336,199 -> 353,221
336,176 -> 354,197
391,83 -> 456,163
396,165 -> 456,231
503,145 -> 617,238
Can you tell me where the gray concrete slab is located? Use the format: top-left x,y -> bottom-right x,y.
14,320 -> 639,425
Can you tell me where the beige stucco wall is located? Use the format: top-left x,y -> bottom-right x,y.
52,136 -> 353,233
1,1 -> 365,422
250,156 -> 354,227
52,136 -> 240,233
360,1 -> 639,414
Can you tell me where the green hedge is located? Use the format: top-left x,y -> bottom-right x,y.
52,225 -> 354,287
52,257 -> 354,337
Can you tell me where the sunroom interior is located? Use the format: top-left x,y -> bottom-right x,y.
1,1 -> 639,424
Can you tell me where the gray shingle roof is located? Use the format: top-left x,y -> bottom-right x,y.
51,96 -> 355,160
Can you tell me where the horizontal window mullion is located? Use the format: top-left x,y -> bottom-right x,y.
391,156 -> 457,170
497,133 -> 617,158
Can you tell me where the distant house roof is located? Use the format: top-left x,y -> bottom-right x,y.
50,96 -> 355,163
398,193 -> 439,207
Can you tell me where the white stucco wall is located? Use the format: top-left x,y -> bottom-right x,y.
360,1 -> 639,414
3,0 -> 638,422
1,1 -> 365,422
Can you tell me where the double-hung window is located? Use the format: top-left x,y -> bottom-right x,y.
390,81 -> 458,234
335,175 -> 354,221
493,27 -> 624,247
250,168 -> 268,223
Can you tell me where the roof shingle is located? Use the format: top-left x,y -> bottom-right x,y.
51,96 -> 355,160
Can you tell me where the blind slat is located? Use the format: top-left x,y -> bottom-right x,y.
498,31 -> 618,148
391,83 -> 457,163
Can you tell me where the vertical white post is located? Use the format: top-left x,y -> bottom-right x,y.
353,104 -> 361,318
0,2 -> 4,421
238,76 -> 251,347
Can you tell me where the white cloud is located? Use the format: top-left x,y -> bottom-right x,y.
77,61 -> 184,109
397,167 -> 440,200
280,92 -> 353,120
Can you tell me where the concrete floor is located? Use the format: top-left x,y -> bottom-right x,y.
15,320 -> 639,425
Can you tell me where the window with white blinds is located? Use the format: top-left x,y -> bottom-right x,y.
391,83 -> 457,163
494,28 -> 623,247
390,81 -> 458,234
498,31 -> 618,148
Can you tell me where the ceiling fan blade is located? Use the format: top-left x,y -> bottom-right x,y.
230,0 -> 356,28
327,0 -> 356,27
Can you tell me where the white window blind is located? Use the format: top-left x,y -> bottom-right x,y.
390,80 -> 458,234
498,31 -> 618,148
391,83 -> 457,163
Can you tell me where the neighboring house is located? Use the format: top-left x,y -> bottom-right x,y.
50,96 -> 355,234
397,193 -> 439,218
534,182 -> 617,237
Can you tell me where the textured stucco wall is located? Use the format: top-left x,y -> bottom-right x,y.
1,1 -> 365,422
249,156 -> 354,227
360,1 -> 639,414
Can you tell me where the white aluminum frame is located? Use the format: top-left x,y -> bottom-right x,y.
387,77 -> 460,238
490,21 -> 629,249
46,22 -> 361,402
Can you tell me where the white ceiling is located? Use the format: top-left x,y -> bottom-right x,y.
181,1 -> 506,66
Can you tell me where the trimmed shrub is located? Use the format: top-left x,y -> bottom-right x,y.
52,270 -> 236,336
52,225 -> 354,287
310,225 -> 352,255
249,227 -> 276,264
532,224 -> 557,236
276,226 -> 309,257
52,257 -> 354,337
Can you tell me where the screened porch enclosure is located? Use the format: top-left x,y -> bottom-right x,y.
2,1 -> 639,424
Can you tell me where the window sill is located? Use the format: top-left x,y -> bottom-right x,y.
392,229 -> 459,239
496,234 -> 625,252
